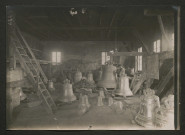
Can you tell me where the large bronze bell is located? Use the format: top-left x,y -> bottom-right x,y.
58,79 -> 77,102
135,88 -> 160,128
74,70 -> 82,83
115,74 -> 133,97
97,64 -> 117,89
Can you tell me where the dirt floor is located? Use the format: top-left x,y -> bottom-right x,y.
7,84 -> 173,130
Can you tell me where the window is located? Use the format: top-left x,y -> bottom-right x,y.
101,52 -> 110,65
52,52 -> 61,65
153,39 -> 161,53
135,47 -> 142,71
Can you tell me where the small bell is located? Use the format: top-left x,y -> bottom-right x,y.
58,79 -> 77,102
113,101 -> 123,113
84,95 -> 91,108
74,70 -> 82,83
48,80 -> 55,92
79,95 -> 86,108
161,94 -> 174,110
78,95 -> 91,115
99,90 -> 105,98
108,97 -> 113,106
97,96 -> 104,106
78,95 -> 87,115
119,67 -> 126,76
154,94 -> 174,129
87,71 -> 95,84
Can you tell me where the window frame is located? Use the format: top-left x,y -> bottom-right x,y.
101,52 -> 110,65
153,39 -> 161,53
52,51 -> 61,65
135,47 -> 142,72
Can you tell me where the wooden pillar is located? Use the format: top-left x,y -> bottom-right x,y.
7,10 -> 16,70
9,40 -> 16,70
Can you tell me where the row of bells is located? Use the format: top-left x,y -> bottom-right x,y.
59,64 -> 133,102
47,71 -> 94,103
74,64 -> 133,96
74,71 -> 94,84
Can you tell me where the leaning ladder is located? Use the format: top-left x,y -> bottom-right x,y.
11,25 -> 57,113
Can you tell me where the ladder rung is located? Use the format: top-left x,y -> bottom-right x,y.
16,47 -> 24,49
12,39 -> 17,42
27,66 -> 34,69
40,88 -> 47,93
51,104 -> 57,107
27,65 -> 36,69
30,69 -> 37,72
33,75 -> 37,78
46,98 -> 55,105
20,53 -> 28,57
25,61 -> 33,63
13,40 -> 19,44
38,82 -> 43,85
44,96 -> 51,101
45,96 -> 51,100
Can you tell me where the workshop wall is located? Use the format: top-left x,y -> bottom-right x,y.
40,41 -> 130,81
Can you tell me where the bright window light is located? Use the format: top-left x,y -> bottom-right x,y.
153,39 -> 161,53
101,52 -> 110,65
52,52 -> 61,65
136,47 -> 142,71
57,52 -> 61,63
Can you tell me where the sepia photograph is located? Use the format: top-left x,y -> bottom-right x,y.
6,4 -> 179,130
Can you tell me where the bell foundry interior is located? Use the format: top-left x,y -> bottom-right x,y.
6,5 -> 177,130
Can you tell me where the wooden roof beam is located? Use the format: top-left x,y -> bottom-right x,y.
144,9 -> 174,16
107,9 -> 120,38
22,19 -> 49,39
30,26 -> 134,30
132,29 -> 151,54
76,14 -> 88,40
99,9 -> 104,40
107,52 -> 147,56
62,11 -> 73,26
119,12 -> 132,26
61,11 -> 77,39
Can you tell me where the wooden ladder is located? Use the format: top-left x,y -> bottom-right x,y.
11,25 -> 57,114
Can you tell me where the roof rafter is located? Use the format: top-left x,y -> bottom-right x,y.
107,9 -> 120,38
